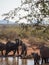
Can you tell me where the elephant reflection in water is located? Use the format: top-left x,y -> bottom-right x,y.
0,57 -> 19,65
0,58 -> 8,65
21,59 -> 27,65
0,58 -> 3,63
7,57 -> 19,65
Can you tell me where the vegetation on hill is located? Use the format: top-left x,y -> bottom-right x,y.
0,24 -> 49,45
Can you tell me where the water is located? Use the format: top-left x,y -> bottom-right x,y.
0,57 -> 49,65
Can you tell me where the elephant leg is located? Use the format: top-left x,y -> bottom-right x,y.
37,60 -> 39,65
41,58 -> 43,65
13,50 -> 16,55
44,58 -> 47,63
21,50 -> 24,55
46,58 -> 48,63
5,50 -> 7,55
34,60 -> 36,65
24,50 -> 27,56
16,48 -> 19,55
5,50 -> 9,56
20,50 -> 24,57
1,51 -> 3,55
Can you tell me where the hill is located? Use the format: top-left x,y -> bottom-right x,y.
0,24 -> 49,46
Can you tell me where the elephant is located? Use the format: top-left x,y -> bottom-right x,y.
20,40 -> 27,57
40,45 -> 49,64
32,53 -> 40,65
0,42 -> 6,55
21,43 -> 27,56
5,39 -> 20,56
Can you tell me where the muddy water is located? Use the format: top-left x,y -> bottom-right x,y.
0,57 -> 49,65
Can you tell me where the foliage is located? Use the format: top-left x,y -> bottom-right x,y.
21,0 -> 49,25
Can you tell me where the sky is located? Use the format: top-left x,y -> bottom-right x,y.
0,0 -> 21,15
0,0 -> 49,24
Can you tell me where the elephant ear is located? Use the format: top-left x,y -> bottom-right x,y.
15,39 -> 19,43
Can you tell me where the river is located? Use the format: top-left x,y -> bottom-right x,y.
0,57 -> 49,65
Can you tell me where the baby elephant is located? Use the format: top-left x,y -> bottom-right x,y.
32,53 -> 40,65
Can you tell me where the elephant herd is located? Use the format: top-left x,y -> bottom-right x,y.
0,39 -> 49,65
0,39 -> 27,57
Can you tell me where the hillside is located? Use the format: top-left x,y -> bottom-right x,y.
0,24 -> 49,46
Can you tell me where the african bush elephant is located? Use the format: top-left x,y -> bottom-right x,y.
5,39 -> 20,56
19,40 -> 27,57
40,45 -> 49,64
21,43 -> 27,56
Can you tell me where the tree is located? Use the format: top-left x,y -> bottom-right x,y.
2,0 -> 49,25
21,0 -> 49,25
